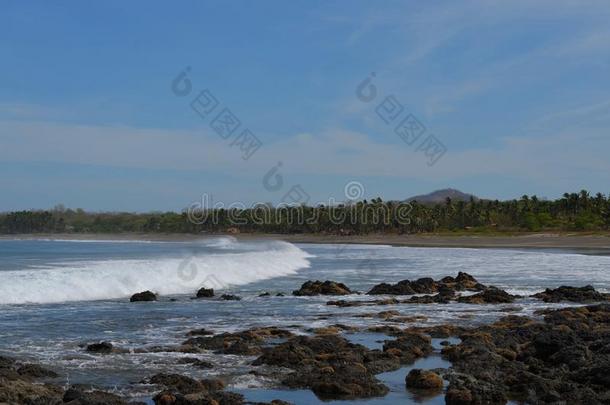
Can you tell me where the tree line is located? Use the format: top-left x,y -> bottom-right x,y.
1,191 -> 610,235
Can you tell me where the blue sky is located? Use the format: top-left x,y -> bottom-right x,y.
2,0 -> 610,211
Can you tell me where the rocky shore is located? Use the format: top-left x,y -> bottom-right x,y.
2,273 -> 609,405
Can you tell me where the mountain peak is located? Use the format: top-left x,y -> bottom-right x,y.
406,188 -> 478,204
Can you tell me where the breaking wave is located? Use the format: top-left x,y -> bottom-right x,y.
0,239 -> 312,304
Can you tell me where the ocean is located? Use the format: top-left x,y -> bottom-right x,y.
0,237 -> 608,403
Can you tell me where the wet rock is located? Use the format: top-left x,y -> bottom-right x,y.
63,388 -> 83,402
196,287 -> 214,298
148,373 -> 206,394
63,388 -> 129,404
292,280 -> 352,296
253,334 -> 398,399
382,332 -> 434,363
533,285 -> 610,303
454,272 -> 484,290
0,356 -> 15,368
130,290 -> 157,302
367,325 -> 403,336
183,327 -> 293,355
405,324 -> 465,338
445,387 -> 473,405
367,272 -> 484,295
200,378 -> 225,391
327,298 -> 399,307
457,287 -> 515,304
367,280 -> 417,295
224,340 -> 262,355
258,292 -> 271,297
186,328 -> 214,336
220,294 -> 241,301
405,369 -> 443,389
406,292 -> 453,304
0,379 -> 63,404
309,324 -> 357,335
312,326 -> 341,335
152,391 -> 176,405
17,363 -> 58,378
153,389 -> 244,405
444,374 -> 507,405
178,358 -> 214,369
376,310 -> 400,319
440,304 -> 610,404
86,341 -> 114,354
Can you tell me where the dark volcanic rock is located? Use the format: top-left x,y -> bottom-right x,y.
148,373 -> 206,394
405,369 -> 443,389
367,280 -> 417,295
0,356 -> 15,369
86,341 -> 114,354
327,298 -> 399,307
252,332 -> 436,400
382,332 -> 434,363
63,388 -> 129,404
195,287 -> 214,298
440,303 -> 610,404
292,280 -> 352,296
0,358 -> 132,405
0,379 -> 63,404
533,285 -> 610,303
185,328 -> 214,336
220,294 -> 241,301
17,363 -> 58,378
444,374 -> 507,405
149,376 -> 237,405
130,290 -> 157,302
367,272 -> 484,295
87,342 -> 113,354
406,291 -> 454,304
153,389 -> 244,405
178,358 -> 214,369
182,327 -> 293,355
457,287 -> 516,304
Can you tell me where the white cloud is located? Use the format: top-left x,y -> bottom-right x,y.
2,116 -> 609,186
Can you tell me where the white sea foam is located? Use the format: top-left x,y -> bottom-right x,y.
0,240 -> 312,305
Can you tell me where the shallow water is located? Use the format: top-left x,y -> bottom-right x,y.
0,237 -> 608,402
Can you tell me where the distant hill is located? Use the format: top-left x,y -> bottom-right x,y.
406,188 -> 478,204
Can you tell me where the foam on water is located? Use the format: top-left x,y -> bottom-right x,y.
0,239 -> 312,305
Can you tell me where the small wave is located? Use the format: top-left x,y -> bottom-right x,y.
0,240 -> 312,305
198,236 -> 239,249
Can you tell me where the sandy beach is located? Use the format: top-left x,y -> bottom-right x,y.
3,232 -> 610,254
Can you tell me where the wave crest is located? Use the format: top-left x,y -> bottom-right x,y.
0,240 -> 311,305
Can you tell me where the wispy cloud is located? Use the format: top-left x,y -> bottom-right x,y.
2,116 -> 609,185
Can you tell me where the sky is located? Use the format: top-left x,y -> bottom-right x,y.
1,0 -> 610,211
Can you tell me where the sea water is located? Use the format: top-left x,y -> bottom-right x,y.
0,237 -> 608,403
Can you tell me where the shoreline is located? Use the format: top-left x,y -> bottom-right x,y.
2,232 -> 610,254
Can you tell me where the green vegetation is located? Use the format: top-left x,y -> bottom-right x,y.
1,191 -> 610,235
